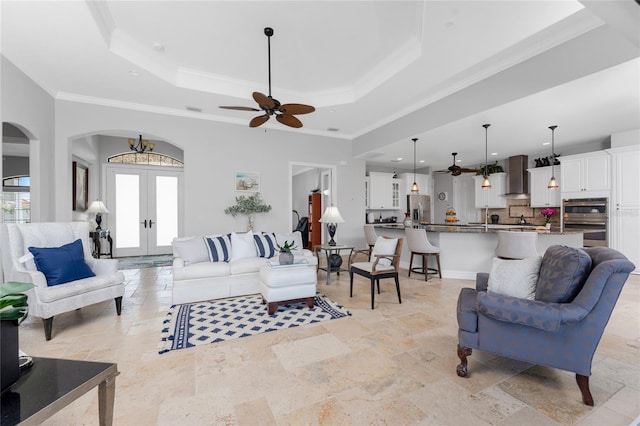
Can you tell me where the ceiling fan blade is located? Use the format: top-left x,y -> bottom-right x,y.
279,103 -> 315,115
276,114 -> 303,128
459,168 -> 480,173
253,92 -> 276,109
219,106 -> 261,111
249,114 -> 270,128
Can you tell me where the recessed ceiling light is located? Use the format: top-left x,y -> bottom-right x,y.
328,109 -> 336,113
186,106 -> 202,113
327,127 -> 339,132
542,142 -> 551,146
419,160 -> 425,163
396,157 -> 403,161
128,70 -> 141,77
456,159 -> 462,163
491,152 -> 498,156
152,42 -> 165,52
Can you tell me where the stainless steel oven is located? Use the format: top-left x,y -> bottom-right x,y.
563,198 -> 608,247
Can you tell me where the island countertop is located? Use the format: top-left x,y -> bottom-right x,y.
374,223 -> 585,235
372,225 -> 585,279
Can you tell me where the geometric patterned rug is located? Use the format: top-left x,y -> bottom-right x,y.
158,294 -> 351,354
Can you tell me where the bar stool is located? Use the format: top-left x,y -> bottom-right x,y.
495,231 -> 539,259
363,224 -> 378,251
405,228 -> 441,281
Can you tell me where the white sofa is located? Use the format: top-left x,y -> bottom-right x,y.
1,222 -> 125,340
171,230 -> 318,305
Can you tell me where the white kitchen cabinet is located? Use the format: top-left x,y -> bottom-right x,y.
528,166 -> 561,207
560,151 -> 610,197
608,146 -> 640,271
473,172 -> 507,208
368,172 -> 397,210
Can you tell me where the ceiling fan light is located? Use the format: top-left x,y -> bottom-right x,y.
481,176 -> 492,189
548,176 -> 559,189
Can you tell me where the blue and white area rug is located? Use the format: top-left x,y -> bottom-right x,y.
159,294 -> 351,354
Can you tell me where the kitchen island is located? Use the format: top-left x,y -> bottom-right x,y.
371,224 -> 584,279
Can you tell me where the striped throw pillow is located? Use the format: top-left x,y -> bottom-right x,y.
204,235 -> 231,262
254,233 -> 277,258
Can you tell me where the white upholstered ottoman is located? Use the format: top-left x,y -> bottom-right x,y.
259,264 -> 318,315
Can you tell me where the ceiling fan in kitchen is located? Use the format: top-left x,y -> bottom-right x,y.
219,27 -> 315,128
436,153 -> 480,176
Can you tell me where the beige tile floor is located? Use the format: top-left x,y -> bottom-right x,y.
17,265 -> 640,426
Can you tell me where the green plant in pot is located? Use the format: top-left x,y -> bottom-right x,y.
224,193 -> 272,231
277,240 -> 297,265
1,281 -> 34,392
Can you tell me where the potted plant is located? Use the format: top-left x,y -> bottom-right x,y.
478,161 -> 504,176
1,281 -> 34,392
224,193 -> 272,231
276,240 -> 297,265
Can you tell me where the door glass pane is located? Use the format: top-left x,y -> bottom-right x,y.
155,175 -> 178,246
115,174 -> 140,248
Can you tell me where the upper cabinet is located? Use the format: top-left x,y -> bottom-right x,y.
528,166 -> 561,207
368,172 -> 400,210
473,172 -> 507,208
560,152 -> 610,198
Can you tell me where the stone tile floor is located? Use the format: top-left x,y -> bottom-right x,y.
17,266 -> 640,425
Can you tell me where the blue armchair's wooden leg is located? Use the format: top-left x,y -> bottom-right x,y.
43,317 -> 53,341
456,344 -> 472,377
114,296 -> 123,315
576,374 -> 594,406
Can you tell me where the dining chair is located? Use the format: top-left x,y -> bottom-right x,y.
349,236 -> 403,309
363,225 -> 378,251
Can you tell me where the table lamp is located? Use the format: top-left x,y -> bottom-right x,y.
86,200 -> 109,230
319,206 -> 345,246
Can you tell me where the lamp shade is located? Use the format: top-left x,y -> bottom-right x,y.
319,206 -> 344,224
86,200 -> 109,214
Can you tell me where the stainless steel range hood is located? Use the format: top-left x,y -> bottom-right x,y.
504,155 -> 530,199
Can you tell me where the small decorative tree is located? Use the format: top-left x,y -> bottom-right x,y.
224,193 -> 272,231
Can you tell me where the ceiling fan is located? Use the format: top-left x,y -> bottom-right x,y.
219,27 -> 315,128
436,153 -> 480,176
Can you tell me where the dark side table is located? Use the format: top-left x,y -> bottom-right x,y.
1,357 -> 118,426
314,244 -> 354,285
90,229 -> 113,258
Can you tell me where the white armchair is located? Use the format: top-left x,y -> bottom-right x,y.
1,222 -> 125,340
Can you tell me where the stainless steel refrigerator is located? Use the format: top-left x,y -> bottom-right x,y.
407,194 -> 431,224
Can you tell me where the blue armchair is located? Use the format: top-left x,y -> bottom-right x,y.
456,245 -> 635,405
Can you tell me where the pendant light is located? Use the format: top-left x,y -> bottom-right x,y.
481,124 -> 491,189
411,138 -> 419,193
548,125 -> 559,189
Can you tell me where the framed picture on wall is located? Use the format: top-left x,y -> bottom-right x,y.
235,171 -> 260,192
73,161 -> 88,211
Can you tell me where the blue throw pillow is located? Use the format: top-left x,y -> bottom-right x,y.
28,239 -> 95,286
205,235 -> 231,262
254,233 -> 277,258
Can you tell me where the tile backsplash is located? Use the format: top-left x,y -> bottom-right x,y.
484,199 -> 560,225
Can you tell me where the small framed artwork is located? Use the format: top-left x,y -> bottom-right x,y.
235,171 -> 260,192
73,161 -> 88,211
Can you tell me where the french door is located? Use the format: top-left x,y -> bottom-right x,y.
106,165 -> 183,256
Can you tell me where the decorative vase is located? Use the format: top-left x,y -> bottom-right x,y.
279,252 -> 294,265
545,223 -> 551,230
403,213 -> 413,228
1,320 -> 20,392
247,214 -> 254,232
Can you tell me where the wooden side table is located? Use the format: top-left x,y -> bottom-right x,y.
90,229 -> 113,258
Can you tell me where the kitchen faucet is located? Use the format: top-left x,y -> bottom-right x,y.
519,215 -> 526,225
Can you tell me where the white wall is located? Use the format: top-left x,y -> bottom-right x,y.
611,129 -> 640,148
1,56 -> 55,222
54,101 -> 364,243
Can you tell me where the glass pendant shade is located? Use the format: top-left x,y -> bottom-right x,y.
548,125 -> 558,189
482,124 -> 491,189
411,138 -> 419,193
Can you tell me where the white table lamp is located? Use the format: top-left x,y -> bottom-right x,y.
320,206 -> 345,246
86,200 -> 110,230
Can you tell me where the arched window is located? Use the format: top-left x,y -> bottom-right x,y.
2,175 -> 30,223
108,152 -> 183,167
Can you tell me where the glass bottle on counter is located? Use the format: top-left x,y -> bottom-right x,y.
403,212 -> 413,228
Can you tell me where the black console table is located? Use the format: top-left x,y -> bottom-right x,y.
1,357 -> 118,426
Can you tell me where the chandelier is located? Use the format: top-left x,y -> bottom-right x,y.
128,135 -> 155,154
